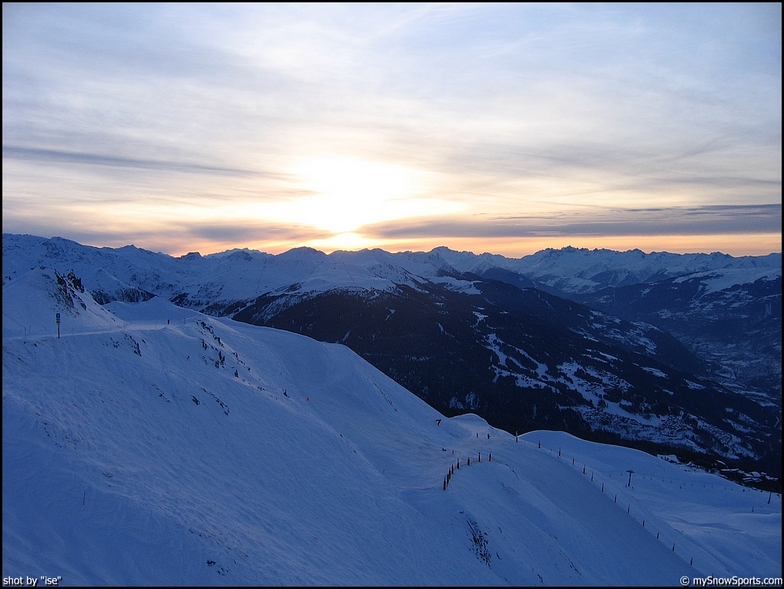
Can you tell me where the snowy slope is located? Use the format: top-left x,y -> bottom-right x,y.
2,266 -> 124,339
3,267 -> 781,585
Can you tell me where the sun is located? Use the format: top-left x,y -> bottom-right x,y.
304,232 -> 382,252
228,155 -> 464,249
286,155 -> 429,233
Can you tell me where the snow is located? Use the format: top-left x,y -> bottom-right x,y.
641,366 -> 668,378
523,431 -> 782,579
3,250 -> 782,585
434,244 -> 782,294
674,268 -> 780,294
3,235 -> 780,317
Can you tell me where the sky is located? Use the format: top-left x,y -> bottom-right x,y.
3,266 -> 780,583
2,3 -> 781,258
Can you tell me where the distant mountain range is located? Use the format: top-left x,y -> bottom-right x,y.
3,234 -> 780,480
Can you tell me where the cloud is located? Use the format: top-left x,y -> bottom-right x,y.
181,222 -> 331,244
2,147 -> 257,176
363,205 -> 782,239
1,216 -> 331,256
2,4 -> 780,256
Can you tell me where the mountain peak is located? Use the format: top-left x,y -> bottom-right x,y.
178,251 -> 202,260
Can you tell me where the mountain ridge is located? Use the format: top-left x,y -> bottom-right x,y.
3,233 -> 780,481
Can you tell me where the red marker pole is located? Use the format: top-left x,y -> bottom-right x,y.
56,313 -> 61,339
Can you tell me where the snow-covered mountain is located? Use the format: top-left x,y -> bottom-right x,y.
2,234 -> 781,481
437,245 -> 782,398
3,263 -> 781,585
5,236 -> 778,302
571,272 -> 781,402
434,245 -> 781,295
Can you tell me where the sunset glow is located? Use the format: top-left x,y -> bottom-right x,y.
2,3 -> 780,258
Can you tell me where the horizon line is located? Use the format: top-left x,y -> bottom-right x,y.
4,231 -> 781,261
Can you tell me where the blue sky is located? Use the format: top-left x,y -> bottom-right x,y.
2,3 -> 781,256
